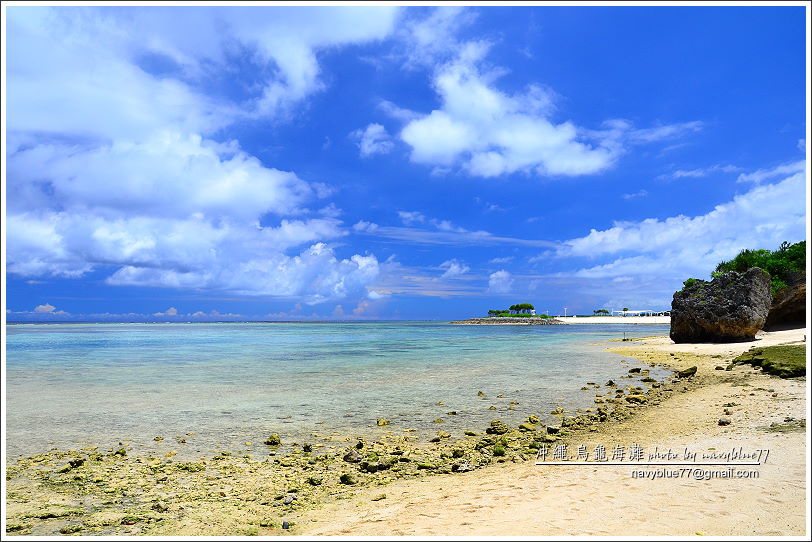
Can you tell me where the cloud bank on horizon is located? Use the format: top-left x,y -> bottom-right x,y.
4,5 -> 807,320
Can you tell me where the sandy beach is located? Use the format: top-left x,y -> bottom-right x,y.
557,315 -> 671,325
293,327 -> 807,536
4,327 -> 806,536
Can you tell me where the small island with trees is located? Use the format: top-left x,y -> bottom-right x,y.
451,303 -> 563,325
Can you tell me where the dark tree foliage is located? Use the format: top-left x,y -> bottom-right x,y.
509,303 -> 535,311
682,241 -> 805,296
714,241 -> 805,295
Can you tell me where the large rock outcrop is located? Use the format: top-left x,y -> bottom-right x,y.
764,271 -> 806,330
670,267 -> 772,343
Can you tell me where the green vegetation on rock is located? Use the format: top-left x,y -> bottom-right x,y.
732,345 -> 806,378
682,241 -> 805,297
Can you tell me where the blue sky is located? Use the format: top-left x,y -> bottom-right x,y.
4,4 -> 808,321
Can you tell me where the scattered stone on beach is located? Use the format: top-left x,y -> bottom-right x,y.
342,448 -> 363,463
433,418 -> 444,423
625,395 -> 648,404
670,267 -> 771,343
154,436 -> 164,442
496,394 -> 505,398
488,405 -> 497,410
677,366 -> 698,378
605,380 -> 616,387
518,422 -> 538,432
447,411 -> 458,415
451,460 -> 474,473
527,415 -> 540,424
282,494 -> 297,504
477,391 -> 486,397
724,408 -> 733,415
715,366 -> 725,370
628,367 -> 641,374
718,417 -> 732,426
546,425 -> 560,435
376,419 -> 390,426
436,401 -> 445,406
464,430 -> 477,436
264,433 -> 281,446
551,406 -> 564,415
339,473 -> 357,485
151,502 -> 169,513
371,494 -> 387,502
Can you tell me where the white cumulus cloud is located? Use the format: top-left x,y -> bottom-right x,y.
351,123 -> 394,157
6,7 -> 387,304
488,270 -> 513,293
439,259 -> 470,278
399,40 -> 701,179
554,171 -> 806,308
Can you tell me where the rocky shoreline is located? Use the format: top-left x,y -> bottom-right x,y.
5,330 -> 806,536
450,317 -> 563,325
5,337 -> 710,536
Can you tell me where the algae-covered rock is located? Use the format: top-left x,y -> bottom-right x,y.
677,366 -> 697,378
376,419 -> 390,426
264,433 -> 281,446
732,345 -> 806,378
485,420 -> 509,435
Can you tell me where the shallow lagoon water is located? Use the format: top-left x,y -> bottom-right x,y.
5,321 -> 670,459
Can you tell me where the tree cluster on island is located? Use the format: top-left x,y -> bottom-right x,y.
486,303 -> 552,318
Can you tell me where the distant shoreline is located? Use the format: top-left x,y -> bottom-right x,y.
557,315 -> 670,324
450,316 -> 671,325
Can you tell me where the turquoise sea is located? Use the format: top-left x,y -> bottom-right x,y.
5,321 -> 670,459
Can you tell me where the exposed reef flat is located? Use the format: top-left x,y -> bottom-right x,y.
450,317 -> 564,325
